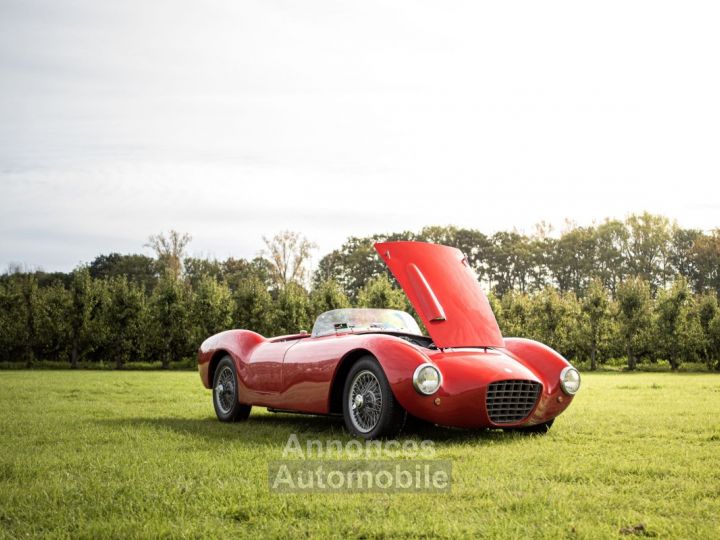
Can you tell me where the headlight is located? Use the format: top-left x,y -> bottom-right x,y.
413,363 -> 442,395
560,366 -> 581,395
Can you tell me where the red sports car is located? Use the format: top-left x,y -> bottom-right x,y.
198,241 -> 580,439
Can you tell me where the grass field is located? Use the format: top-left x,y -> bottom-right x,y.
1,371 -> 719,539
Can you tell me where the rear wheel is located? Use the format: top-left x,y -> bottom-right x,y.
342,356 -> 406,439
212,356 -> 251,422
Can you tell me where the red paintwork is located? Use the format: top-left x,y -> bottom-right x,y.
197,241 -> 577,429
375,241 -> 504,348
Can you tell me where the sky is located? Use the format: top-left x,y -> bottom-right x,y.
1,0 -> 719,272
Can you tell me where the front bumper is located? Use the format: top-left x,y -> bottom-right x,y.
389,349 -> 574,429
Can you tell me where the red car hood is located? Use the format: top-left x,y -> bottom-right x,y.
375,241 -> 504,349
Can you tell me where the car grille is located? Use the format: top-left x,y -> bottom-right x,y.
486,380 -> 542,424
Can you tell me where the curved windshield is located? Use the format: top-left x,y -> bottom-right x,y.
312,308 -> 422,337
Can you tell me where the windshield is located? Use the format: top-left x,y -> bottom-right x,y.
312,308 -> 423,337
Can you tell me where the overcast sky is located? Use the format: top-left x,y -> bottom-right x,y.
1,1 -> 719,272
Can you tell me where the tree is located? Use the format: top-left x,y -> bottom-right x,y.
527,287 -> 581,358
708,312 -> 720,371
356,275 -> 409,311
272,282 -> 312,335
184,258 -> 224,290
312,233 -> 413,300
697,294 -> 719,367
487,231 -> 533,295
0,275 -> 39,364
262,231 -> 316,289
548,226 -> 597,295
89,253 -> 158,291
314,238 -> 382,300
145,230 -> 192,279
525,236 -> 552,293
593,219 -> 628,294
35,282 -> 72,363
453,228 -> 493,288
191,275 -> 234,345
486,291 -> 504,331
654,278 -> 703,370
222,257 -> 273,292
691,229 -> 720,295
0,282 -> 15,362
150,271 -> 191,368
233,277 -> 274,335
67,268 -> 104,368
580,279 -> 611,370
416,225 -> 456,246
104,276 -> 147,369
616,278 -> 652,370
667,226 -> 701,290
417,226 -> 497,289
621,213 -> 671,290
498,291 -> 531,337
310,280 -> 350,320
2,270 -> 68,366
19,273 -> 40,367
5,216 -> 720,370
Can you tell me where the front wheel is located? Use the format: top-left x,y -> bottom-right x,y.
212,356 -> 251,422
342,356 -> 406,439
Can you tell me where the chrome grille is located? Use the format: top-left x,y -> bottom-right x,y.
486,380 -> 541,424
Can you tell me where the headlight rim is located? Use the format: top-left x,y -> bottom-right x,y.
559,366 -> 581,395
412,363 -> 443,395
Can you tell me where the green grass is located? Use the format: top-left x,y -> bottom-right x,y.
1,372 -> 719,539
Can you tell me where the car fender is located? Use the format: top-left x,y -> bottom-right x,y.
501,337 -> 572,395
326,336 -> 432,413
198,329 -> 266,389
501,337 -> 577,424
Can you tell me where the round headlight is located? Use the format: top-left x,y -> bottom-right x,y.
413,363 -> 442,395
560,366 -> 581,395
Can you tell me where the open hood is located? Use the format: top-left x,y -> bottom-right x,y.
375,241 -> 504,349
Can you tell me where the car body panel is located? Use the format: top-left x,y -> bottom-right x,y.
198,329 -> 575,429
198,241 -> 578,430
374,241 -> 504,348
384,346 -> 573,428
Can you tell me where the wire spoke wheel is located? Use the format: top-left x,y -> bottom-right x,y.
212,355 -> 251,423
214,365 -> 236,414
348,370 -> 383,433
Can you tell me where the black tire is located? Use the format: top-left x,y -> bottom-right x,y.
342,356 -> 406,439
212,355 -> 251,422
509,419 -> 554,435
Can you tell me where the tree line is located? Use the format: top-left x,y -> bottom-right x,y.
1,214 -> 719,370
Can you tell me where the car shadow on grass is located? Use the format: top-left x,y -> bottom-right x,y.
99,410 -> 524,447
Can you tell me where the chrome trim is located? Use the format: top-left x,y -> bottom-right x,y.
559,366 -> 581,395
412,363 -> 442,395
